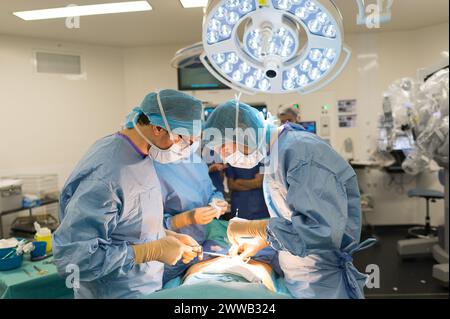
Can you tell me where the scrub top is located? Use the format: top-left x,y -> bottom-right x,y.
154,153 -> 224,243
226,164 -> 270,220
208,170 -> 225,195
154,153 -> 224,284
53,133 -> 166,299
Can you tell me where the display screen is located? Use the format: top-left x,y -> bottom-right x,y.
178,64 -> 230,91
300,121 -> 317,134
393,135 -> 413,151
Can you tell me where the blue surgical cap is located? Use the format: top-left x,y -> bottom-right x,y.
125,89 -> 203,137
203,100 -> 266,151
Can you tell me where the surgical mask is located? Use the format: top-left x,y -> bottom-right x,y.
224,148 -> 264,169
224,95 -> 266,169
148,138 -> 191,164
135,92 -> 193,164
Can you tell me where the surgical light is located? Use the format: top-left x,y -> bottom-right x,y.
13,1 -> 152,21
200,0 -> 351,95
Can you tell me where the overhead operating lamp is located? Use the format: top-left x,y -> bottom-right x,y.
199,0 -> 351,95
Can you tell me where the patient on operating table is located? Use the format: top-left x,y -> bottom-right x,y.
182,256 -> 276,292
160,221 -> 283,295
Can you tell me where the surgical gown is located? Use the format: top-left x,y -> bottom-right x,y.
263,123 -> 375,299
52,133 -> 166,299
154,153 -> 224,283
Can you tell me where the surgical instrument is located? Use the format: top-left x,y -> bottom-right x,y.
33,265 -> 48,276
202,251 -> 233,258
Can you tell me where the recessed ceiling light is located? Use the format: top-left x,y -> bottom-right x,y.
13,1 -> 152,21
180,0 -> 208,8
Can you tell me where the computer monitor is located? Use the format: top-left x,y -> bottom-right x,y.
385,136 -> 414,173
299,121 -> 317,134
178,63 -> 230,91
393,135 -> 413,151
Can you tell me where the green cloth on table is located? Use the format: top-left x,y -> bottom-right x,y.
0,220 -> 230,299
0,256 -> 73,299
205,219 -> 230,248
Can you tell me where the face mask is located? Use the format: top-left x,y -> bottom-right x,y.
224,95 -> 266,169
224,149 -> 264,169
136,92 -> 193,164
148,139 -> 191,164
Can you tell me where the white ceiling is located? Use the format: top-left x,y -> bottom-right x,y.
0,0 -> 448,47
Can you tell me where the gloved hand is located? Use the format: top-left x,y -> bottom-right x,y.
210,199 -> 229,217
231,237 -> 269,260
170,207 -> 218,229
227,218 -> 269,256
166,231 -> 203,262
132,236 -> 196,266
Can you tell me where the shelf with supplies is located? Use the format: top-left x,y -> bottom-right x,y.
0,175 -> 60,239
0,198 -> 59,239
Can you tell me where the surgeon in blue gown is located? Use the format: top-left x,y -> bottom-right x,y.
202,100 -> 376,299
154,151 -> 228,284
52,90 -> 204,299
